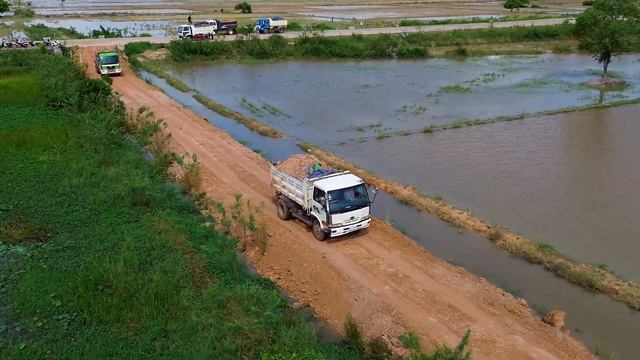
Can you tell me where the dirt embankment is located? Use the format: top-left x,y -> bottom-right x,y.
76,47 -> 594,360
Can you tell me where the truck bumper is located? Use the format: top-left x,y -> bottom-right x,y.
100,68 -> 122,75
329,217 -> 371,237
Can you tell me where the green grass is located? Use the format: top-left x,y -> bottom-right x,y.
0,74 -> 42,105
0,50 -> 353,359
439,84 -> 472,94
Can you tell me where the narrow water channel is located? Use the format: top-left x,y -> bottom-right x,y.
142,71 -> 640,358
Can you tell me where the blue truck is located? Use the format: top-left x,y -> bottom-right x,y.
254,17 -> 288,34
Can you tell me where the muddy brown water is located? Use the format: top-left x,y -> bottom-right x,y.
145,61 -> 640,358
338,105 -> 640,282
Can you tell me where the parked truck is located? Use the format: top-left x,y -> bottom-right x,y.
178,21 -> 214,39
178,19 -> 238,39
214,19 -> 238,35
271,156 -> 376,241
254,17 -> 288,34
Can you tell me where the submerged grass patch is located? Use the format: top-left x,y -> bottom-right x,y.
439,84 -> 472,94
193,93 -> 284,138
299,142 -> 640,311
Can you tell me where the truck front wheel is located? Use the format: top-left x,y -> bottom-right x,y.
312,219 -> 327,241
277,198 -> 291,220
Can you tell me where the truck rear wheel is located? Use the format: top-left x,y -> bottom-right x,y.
312,219 -> 327,241
277,198 -> 291,220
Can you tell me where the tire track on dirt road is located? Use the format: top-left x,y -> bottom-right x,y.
77,47 -> 593,360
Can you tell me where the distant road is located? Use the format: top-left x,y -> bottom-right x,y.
63,17 -> 574,48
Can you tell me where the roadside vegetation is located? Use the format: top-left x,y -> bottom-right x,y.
0,49 -> 342,359
161,24 -> 575,62
398,14 -> 566,27
0,49 -> 475,359
299,143 -> 640,312
23,23 -> 84,40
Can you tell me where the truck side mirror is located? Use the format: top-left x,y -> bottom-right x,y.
367,184 -> 378,204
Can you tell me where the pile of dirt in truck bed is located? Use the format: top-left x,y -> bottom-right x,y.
275,154 -> 329,180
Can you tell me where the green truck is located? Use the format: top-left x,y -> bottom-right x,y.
95,51 -> 122,76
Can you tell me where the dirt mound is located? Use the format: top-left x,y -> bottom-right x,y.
140,48 -> 169,62
542,310 -> 566,329
583,77 -> 627,90
275,154 -> 329,180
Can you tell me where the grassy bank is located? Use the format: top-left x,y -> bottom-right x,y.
300,143 -> 640,311
165,24 -> 575,62
0,50 -> 350,358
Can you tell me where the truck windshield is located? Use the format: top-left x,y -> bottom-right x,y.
327,184 -> 369,214
99,54 -> 119,65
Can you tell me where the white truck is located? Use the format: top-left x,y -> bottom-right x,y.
271,159 -> 376,241
179,19 -> 239,39
178,21 -> 215,39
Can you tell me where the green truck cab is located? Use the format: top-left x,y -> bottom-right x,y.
95,51 -> 122,76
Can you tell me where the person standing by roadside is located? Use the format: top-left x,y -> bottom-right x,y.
188,15 -> 192,24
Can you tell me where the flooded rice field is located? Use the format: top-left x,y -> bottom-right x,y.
31,0 -> 191,15
167,56 -> 640,283
26,18 -> 178,36
145,67 -> 640,358
338,104 -> 640,280
167,55 -> 640,145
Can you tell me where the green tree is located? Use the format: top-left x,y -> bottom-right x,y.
234,1 -> 252,14
0,0 -> 9,13
503,0 -> 530,11
575,0 -> 640,76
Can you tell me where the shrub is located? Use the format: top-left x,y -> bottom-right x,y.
0,0 -> 9,13
90,25 -> 124,38
24,24 -> 84,40
234,1 -> 252,13
13,6 -> 35,18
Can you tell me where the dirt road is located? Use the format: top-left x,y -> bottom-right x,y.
77,48 -> 593,359
63,17 -> 573,48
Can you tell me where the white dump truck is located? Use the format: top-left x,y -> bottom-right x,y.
271,155 -> 376,241
178,21 -> 215,39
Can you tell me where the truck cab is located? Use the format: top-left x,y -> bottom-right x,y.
311,174 -> 373,240
271,162 -> 375,241
95,51 -> 122,76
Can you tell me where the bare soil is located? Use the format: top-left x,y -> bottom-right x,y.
77,47 -> 594,360
275,154 -> 328,180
